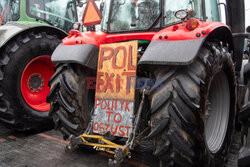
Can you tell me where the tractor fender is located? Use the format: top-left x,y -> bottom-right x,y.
51,44 -> 99,69
0,22 -> 67,49
51,31 -> 109,69
138,22 -> 234,66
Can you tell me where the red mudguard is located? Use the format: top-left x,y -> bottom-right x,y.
51,20 -> 233,68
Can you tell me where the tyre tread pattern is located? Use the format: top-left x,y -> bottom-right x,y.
0,31 -> 60,131
149,42 -> 236,167
47,64 -> 91,139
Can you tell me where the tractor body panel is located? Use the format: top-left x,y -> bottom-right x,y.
139,21 -> 233,66
61,31 -> 156,47
52,21 -> 233,68
0,22 -> 67,48
52,31 -> 156,68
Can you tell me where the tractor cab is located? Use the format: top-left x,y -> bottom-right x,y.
101,0 -> 204,32
0,0 -> 78,32
84,0 -> 226,33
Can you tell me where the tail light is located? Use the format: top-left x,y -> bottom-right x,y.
186,18 -> 199,31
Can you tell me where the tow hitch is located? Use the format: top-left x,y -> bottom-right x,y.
66,134 -> 130,165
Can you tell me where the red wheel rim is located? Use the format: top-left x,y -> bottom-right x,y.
21,56 -> 55,111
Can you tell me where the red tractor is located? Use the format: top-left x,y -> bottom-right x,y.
48,0 -> 250,166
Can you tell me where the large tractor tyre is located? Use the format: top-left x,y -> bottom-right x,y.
0,31 -> 60,131
148,42 -> 237,167
47,64 -> 94,139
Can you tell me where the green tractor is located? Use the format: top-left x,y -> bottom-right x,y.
0,0 -> 79,131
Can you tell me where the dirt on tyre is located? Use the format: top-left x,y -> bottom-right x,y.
47,64 -> 95,139
0,31 -> 60,131
147,42 -> 237,167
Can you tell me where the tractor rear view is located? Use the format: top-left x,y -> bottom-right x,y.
0,0 -> 79,131
48,0 -> 249,166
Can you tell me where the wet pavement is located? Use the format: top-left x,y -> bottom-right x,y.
0,123 -> 154,167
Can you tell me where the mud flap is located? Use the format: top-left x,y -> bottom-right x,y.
51,44 -> 99,69
138,37 -> 205,66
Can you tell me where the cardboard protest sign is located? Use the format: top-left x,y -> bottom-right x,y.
93,41 -> 138,138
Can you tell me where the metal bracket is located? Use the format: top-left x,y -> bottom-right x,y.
79,134 -> 129,155
68,88 -> 149,165
127,88 -> 147,149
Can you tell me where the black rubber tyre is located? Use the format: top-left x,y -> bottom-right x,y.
0,31 -> 60,131
226,131 -> 241,167
147,42 -> 237,167
47,64 -> 94,139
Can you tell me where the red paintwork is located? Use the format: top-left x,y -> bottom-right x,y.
21,56 -> 55,112
63,31 -> 108,46
153,19 -> 231,41
63,31 -> 156,47
62,19 -> 230,47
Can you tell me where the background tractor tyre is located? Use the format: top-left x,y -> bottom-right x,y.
0,31 -> 60,131
47,64 -> 94,139
147,42 -> 237,167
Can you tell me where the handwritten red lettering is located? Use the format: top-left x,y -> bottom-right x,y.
111,124 -> 118,135
105,123 -> 110,131
118,99 -> 126,111
118,126 -> 125,137
125,100 -> 131,112
102,73 -> 114,93
115,74 -> 122,93
125,126 -> 132,137
93,123 -> 99,131
112,46 -> 127,69
95,98 -> 101,109
99,123 -> 104,132
114,113 -> 122,124
105,111 -> 113,122
128,45 -> 136,70
122,72 -> 136,94
99,47 -> 113,69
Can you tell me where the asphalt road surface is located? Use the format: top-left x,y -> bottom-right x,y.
0,123 -> 156,167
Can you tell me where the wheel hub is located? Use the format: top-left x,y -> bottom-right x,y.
21,56 -> 55,111
28,73 -> 44,92
205,71 -> 230,154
